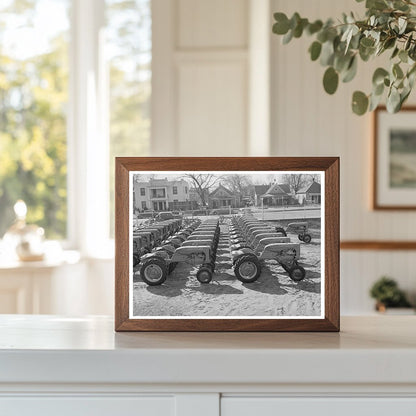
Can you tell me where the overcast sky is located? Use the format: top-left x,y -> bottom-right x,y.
133,172 -> 322,185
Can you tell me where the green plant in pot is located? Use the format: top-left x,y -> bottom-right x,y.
370,276 -> 412,311
272,0 -> 416,115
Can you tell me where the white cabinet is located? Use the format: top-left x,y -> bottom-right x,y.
222,398 -> 416,416
1,316 -> 416,415
1,397 -> 175,416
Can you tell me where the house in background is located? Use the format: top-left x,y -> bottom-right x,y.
253,185 -> 270,206
134,178 -> 191,212
260,183 -> 292,206
208,185 -> 237,208
295,180 -> 321,205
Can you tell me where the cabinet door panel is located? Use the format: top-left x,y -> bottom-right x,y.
222,397 -> 416,416
0,396 -> 174,416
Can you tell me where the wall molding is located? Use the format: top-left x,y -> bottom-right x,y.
340,241 -> 416,250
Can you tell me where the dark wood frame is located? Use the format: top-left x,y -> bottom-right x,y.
115,157 -> 340,332
373,106 -> 416,210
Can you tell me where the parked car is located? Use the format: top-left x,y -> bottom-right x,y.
191,209 -> 208,216
137,211 -> 156,219
155,211 -> 174,221
171,211 -> 183,219
210,208 -> 237,215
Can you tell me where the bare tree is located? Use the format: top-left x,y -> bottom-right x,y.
283,174 -> 308,194
308,173 -> 321,183
222,174 -> 253,206
183,174 -> 222,206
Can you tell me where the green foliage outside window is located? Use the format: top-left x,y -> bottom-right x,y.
0,0 -> 69,238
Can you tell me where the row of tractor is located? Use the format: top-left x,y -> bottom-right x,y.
230,214 -> 306,283
138,219 -> 221,286
133,214 -> 311,286
132,218 -> 186,267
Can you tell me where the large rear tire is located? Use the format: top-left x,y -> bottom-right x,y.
140,257 -> 168,286
234,255 -> 261,283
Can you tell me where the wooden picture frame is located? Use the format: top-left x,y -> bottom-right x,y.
373,106 -> 416,210
115,157 -> 339,332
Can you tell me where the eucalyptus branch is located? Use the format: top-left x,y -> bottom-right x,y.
272,0 -> 416,115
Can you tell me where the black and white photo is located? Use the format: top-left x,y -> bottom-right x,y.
129,171 -> 324,319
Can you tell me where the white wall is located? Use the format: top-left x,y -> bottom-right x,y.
24,0 -> 412,317
152,0 -> 250,156
271,0 -> 416,313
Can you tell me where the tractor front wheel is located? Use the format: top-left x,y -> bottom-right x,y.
197,267 -> 213,284
234,255 -> 261,283
289,265 -> 306,282
303,234 -> 312,243
140,257 -> 168,286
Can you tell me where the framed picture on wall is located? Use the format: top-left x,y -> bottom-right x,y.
115,157 -> 339,332
374,106 -> 416,209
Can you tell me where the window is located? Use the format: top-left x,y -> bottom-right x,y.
0,0 -> 151,254
0,0 -> 70,239
141,201 -> 146,210
140,187 -> 145,196
185,186 -> 188,194
151,189 -> 165,198
173,186 -> 178,195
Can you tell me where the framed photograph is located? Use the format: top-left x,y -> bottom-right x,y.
115,157 -> 339,331
374,106 -> 416,209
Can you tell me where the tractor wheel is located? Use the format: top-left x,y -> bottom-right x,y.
275,227 -> 287,237
132,254 -> 140,267
289,265 -> 306,282
140,257 -> 168,286
298,234 -> 304,241
234,255 -> 261,283
303,234 -> 312,244
197,267 -> 213,284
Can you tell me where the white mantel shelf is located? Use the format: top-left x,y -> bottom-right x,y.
0,315 -> 416,390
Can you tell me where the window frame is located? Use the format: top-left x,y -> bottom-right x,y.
67,0 -> 110,257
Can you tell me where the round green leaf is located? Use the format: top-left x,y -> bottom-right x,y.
320,41 -> 335,66
323,67 -> 339,95
360,37 -> 375,48
352,91 -> 369,115
387,88 -> 401,113
282,29 -> 293,44
342,56 -> 357,83
391,47 -> 399,59
399,50 -> 408,63
372,68 -> 389,86
273,13 -> 290,35
307,20 -> 323,35
393,63 -> 404,79
369,92 -> 383,111
309,41 -> 322,61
